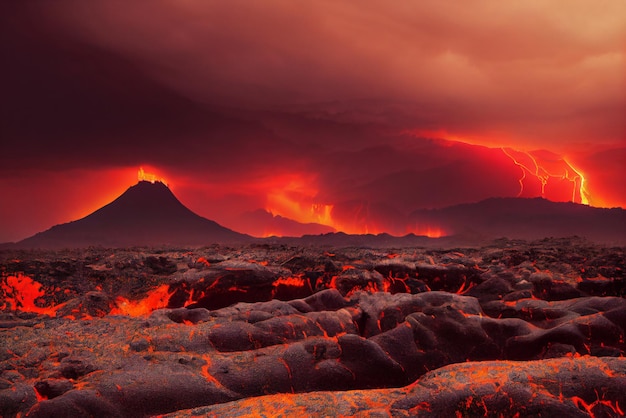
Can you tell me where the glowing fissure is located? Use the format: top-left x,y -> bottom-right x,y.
501,148 -> 589,204
0,274 -> 177,318
2,269 -> 458,318
109,284 -> 174,316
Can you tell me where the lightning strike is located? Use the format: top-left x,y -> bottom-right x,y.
501,148 -> 589,204
564,159 -> 590,205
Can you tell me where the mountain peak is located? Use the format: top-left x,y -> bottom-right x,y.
137,167 -> 168,186
137,179 -> 167,187
15,181 -> 250,248
131,179 -> 172,195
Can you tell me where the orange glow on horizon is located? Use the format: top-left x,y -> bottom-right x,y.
407,226 -> 446,238
264,174 -> 334,226
266,196 -> 446,237
263,173 -> 447,237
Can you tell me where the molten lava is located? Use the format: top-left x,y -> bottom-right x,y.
0,274 -> 59,316
109,284 -> 174,317
0,274 -> 178,318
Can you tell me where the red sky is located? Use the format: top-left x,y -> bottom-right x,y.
1,1 -> 624,242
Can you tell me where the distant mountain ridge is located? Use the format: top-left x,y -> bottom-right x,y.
409,197 -> 626,244
3,189 -> 624,249
13,181 -> 251,248
236,209 -> 335,237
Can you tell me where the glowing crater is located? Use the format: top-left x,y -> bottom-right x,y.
138,167 -> 168,186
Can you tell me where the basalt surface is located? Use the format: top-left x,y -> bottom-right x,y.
1,237 -> 624,417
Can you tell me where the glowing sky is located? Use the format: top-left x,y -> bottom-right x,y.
1,1 -> 624,241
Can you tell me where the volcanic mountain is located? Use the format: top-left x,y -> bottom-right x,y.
14,181 -> 251,248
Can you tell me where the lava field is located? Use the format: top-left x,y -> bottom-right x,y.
1,237 -> 625,417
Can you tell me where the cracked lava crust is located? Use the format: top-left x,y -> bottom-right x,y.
1,237 -> 625,417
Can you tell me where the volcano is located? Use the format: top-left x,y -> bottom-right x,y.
14,181 -> 251,248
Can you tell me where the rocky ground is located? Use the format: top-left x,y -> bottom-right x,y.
1,237 -> 625,417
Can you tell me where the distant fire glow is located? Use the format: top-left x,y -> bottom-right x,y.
265,179 -> 445,237
264,175 -> 333,225
266,195 -> 334,227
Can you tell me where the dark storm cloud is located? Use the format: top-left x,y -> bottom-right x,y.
0,9 -> 282,173
3,0 -> 625,161
32,0 -> 624,147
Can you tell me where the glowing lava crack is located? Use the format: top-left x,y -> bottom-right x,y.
0,239 -> 624,417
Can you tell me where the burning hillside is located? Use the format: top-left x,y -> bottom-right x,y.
1,238 -> 625,417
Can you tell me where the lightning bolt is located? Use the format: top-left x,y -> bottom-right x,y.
565,160 -> 590,205
501,148 -> 589,204
501,147 -> 532,197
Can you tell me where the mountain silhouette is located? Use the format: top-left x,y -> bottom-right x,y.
409,197 -> 626,244
236,209 -> 335,237
15,181 -> 251,248
8,190 -> 625,249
